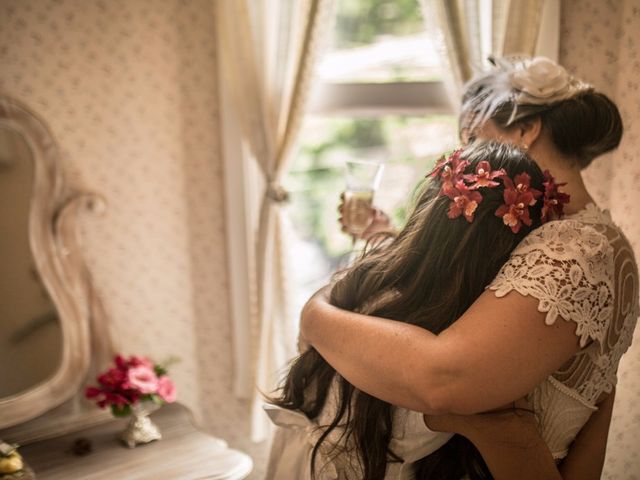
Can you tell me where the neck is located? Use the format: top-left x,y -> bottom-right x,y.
529,147 -> 594,215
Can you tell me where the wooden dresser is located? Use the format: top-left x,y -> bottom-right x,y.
18,403 -> 253,480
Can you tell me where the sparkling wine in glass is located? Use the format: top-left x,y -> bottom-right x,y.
343,189 -> 375,237
344,159 -> 384,246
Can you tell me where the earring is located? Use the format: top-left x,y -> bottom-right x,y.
521,143 -> 529,151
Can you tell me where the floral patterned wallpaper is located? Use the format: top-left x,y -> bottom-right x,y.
0,0 -> 268,477
561,1 -> 640,478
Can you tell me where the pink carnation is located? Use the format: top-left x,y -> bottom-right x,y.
157,376 -> 177,403
125,365 -> 159,394
129,355 -> 154,369
85,354 -> 177,412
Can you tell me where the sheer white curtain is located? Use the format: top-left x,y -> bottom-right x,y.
420,0 -> 554,99
216,0 -> 334,441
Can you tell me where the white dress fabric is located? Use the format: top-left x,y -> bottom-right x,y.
264,383 -> 453,480
265,203 -> 639,477
488,203 -> 639,459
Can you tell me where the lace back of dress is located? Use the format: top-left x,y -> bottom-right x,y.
552,223 -> 639,404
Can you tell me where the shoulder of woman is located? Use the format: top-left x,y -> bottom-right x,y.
488,219 -> 617,348
518,218 -> 612,255
506,219 -> 614,282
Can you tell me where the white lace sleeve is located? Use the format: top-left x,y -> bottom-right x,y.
488,220 -> 615,348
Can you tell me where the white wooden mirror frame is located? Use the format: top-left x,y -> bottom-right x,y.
0,93 -> 112,434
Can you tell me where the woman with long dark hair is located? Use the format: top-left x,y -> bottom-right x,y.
297,57 -> 638,479
266,141 -> 572,479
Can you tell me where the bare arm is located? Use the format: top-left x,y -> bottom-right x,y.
301,287 -> 581,415
425,404 -> 562,480
426,389 -> 614,480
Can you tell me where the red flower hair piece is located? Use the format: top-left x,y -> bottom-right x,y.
540,170 -> 570,222
429,150 -> 569,232
429,149 -> 469,198
430,150 -> 505,222
494,173 -> 543,233
428,149 -> 464,178
463,161 -> 506,189
447,180 -> 483,222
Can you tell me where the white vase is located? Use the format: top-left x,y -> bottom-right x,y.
119,402 -> 162,448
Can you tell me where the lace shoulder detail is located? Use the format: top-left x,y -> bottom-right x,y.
488,219 -> 615,348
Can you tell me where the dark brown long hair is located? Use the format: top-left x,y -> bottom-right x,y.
270,142 -> 548,479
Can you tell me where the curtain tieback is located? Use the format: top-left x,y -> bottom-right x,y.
266,182 -> 290,203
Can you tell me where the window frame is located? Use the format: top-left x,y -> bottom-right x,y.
308,81 -> 454,116
220,0 -> 560,398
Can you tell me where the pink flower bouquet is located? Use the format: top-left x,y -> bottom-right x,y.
85,355 -> 177,417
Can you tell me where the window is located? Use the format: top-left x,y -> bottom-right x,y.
284,0 -> 459,312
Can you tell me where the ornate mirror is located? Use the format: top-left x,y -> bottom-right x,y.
0,125 -> 62,398
0,94 -> 111,434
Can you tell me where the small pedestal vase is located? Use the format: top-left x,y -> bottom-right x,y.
119,403 -> 162,448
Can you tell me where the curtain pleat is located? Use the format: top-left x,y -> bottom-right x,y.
216,0 -> 334,441
502,0 -> 545,56
421,0 -> 546,97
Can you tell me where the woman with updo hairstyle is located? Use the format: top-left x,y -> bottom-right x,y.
459,56 -> 623,169
298,57 -> 639,479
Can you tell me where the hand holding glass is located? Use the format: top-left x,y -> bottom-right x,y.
343,159 -> 384,242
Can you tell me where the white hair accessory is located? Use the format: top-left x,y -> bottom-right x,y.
508,57 -> 592,105
461,56 -> 593,132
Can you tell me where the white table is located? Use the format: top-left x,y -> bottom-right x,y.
18,403 -> 253,480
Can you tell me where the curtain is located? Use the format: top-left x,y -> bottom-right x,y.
216,0 -> 334,441
420,0 -> 547,98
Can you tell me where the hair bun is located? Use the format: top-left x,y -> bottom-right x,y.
543,92 -> 623,168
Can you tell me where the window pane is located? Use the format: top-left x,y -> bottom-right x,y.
318,0 -> 443,83
284,115 -> 458,309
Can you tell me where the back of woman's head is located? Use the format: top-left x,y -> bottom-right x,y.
460,56 -> 623,169
271,141 -> 561,480
331,142 -> 549,334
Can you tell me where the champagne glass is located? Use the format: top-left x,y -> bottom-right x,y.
343,159 -> 385,247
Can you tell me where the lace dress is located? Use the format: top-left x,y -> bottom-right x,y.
488,203 -> 639,459
265,204 -> 639,478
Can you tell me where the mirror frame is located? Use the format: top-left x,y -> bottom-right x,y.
0,93 -> 111,430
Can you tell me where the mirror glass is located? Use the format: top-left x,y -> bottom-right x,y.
0,126 -> 62,398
